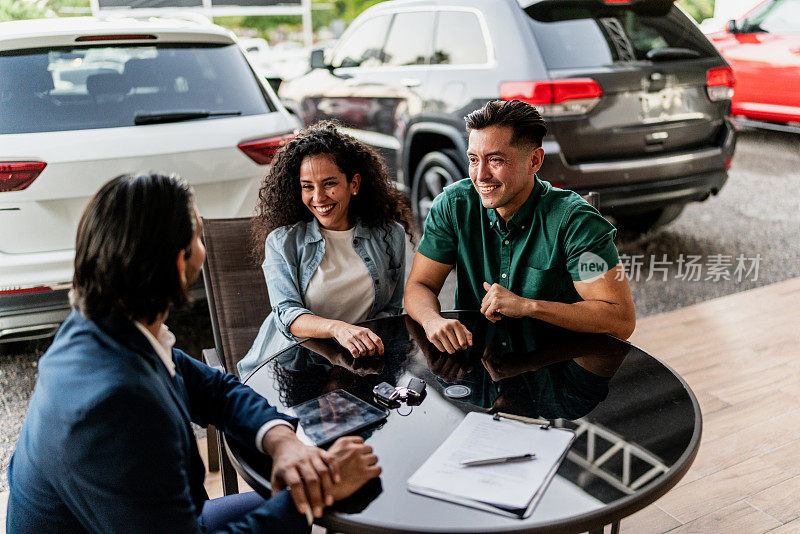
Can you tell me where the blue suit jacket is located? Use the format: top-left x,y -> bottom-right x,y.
7,310 -> 310,534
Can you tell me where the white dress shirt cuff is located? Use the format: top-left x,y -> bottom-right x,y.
255,419 -> 295,454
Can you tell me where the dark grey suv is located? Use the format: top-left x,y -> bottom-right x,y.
280,0 -> 736,232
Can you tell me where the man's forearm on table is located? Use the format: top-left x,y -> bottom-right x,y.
404,281 -> 444,325
526,299 -> 636,339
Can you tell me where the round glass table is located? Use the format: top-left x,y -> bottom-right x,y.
227,312 -> 701,533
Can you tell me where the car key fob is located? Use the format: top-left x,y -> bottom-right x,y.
404,377 -> 427,405
373,382 -> 401,408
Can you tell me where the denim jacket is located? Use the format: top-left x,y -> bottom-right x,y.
237,218 -> 406,377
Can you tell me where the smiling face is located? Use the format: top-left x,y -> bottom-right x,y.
467,125 -> 544,221
300,154 -> 360,231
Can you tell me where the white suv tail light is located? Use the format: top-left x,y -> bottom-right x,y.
75,34 -> 157,42
706,67 -> 735,102
238,133 -> 297,165
0,162 -> 47,192
0,285 -> 51,295
500,79 -> 603,117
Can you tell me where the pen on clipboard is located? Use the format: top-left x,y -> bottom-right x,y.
460,452 -> 536,467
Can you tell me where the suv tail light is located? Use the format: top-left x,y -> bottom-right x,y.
75,34 -> 157,42
0,162 -> 46,192
706,67 -> 734,101
500,79 -> 603,117
238,133 -> 296,165
0,286 -> 51,295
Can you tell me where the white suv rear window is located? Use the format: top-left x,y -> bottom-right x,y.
0,43 -> 273,134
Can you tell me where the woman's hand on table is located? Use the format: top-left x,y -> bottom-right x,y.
327,436 -> 382,501
263,425 -> 339,518
331,322 -> 385,358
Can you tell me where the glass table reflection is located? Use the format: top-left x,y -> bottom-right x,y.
227,312 -> 701,533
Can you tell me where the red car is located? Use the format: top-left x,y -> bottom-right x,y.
708,0 -> 800,129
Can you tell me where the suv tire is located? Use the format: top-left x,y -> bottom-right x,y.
615,203 -> 686,234
411,149 -> 466,227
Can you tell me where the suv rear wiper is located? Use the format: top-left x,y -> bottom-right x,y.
646,48 -> 701,61
134,110 -> 242,126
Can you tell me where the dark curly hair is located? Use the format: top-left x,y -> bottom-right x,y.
251,121 -> 415,264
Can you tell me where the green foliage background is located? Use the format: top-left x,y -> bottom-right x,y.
2,0 -> 716,35
216,0 -> 386,36
0,0 -> 48,22
0,0 -> 96,22
678,0 -> 715,22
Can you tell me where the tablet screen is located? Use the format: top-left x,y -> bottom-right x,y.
287,389 -> 388,447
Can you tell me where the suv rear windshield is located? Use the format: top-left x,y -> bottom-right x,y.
0,43 -> 274,134
524,2 -> 718,70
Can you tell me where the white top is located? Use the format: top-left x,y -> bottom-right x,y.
134,321 -> 292,455
305,227 -> 374,324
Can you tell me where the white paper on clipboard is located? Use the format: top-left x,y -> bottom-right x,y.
407,412 -> 576,518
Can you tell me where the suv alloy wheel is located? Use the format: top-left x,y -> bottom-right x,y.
411,150 -> 465,227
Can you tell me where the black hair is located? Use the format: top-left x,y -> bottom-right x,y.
464,99 -> 548,149
71,172 -> 196,323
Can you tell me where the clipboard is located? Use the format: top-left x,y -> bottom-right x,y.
407,412 -> 576,518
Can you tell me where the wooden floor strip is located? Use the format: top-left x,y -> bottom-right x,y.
666,500 -> 781,533
628,276 -> 800,531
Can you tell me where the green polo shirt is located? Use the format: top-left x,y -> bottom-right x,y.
417,177 -> 620,309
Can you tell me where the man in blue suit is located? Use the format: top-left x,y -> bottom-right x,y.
6,172 -> 381,533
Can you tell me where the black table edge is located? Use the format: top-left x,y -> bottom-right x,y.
228,313 -> 703,534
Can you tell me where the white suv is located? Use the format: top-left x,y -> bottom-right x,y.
0,17 -> 299,342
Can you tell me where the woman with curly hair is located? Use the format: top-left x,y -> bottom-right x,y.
237,121 -> 415,377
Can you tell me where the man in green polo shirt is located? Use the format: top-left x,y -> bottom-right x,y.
404,99 -> 635,353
